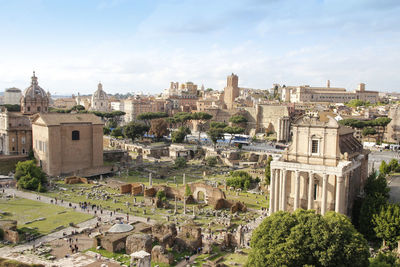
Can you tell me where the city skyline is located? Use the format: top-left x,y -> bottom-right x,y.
0,0 -> 400,94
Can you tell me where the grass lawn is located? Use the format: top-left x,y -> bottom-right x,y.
222,248 -> 251,266
0,198 -> 93,235
0,257 -> 44,267
86,248 -> 130,266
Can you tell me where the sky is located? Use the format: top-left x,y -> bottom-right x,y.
0,0 -> 399,95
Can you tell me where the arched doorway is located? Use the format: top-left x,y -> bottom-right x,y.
197,191 -> 205,203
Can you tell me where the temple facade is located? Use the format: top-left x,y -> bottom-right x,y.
269,115 -> 369,216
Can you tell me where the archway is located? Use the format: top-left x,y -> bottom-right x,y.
193,187 -> 208,204
197,191 -> 205,203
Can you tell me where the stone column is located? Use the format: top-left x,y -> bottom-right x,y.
274,169 -> 280,212
294,171 -> 300,210
307,172 -> 314,210
279,169 -> 283,210
183,196 -> 186,214
281,169 -> 287,211
183,173 -> 186,185
335,175 -> 344,213
321,174 -> 328,215
269,168 -> 275,214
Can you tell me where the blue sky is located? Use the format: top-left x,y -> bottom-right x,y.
0,0 -> 399,95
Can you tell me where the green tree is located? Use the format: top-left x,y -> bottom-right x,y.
70,105 -> 85,111
137,112 -> 168,125
373,203 -> 400,248
358,171 -> 389,240
171,126 -> 190,143
224,126 -> 245,145
0,104 -> 21,112
362,127 -> 377,137
185,184 -> 192,196
369,252 -> 400,267
388,159 -> 400,173
265,155 -> 273,185
103,126 -> 111,135
229,114 -> 248,125
191,112 -> 212,142
123,122 -> 149,142
15,160 -> 47,191
149,118 -> 169,140
174,157 -> 187,169
210,121 -> 227,129
111,127 -> 123,138
206,127 -> 224,147
226,171 -> 256,190
246,210 -> 369,267
379,161 -> 390,175
156,190 -> 167,202
346,99 -> 368,108
205,156 -> 217,167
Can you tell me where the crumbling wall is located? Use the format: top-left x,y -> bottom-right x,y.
64,176 -> 89,184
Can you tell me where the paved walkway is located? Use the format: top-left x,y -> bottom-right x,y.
242,211 -> 267,247
0,188 -> 156,266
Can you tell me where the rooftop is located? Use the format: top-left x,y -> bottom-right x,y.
107,223 -> 134,233
32,113 -> 104,126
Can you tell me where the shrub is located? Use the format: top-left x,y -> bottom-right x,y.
156,190 -> 167,202
185,184 -> 192,196
205,156 -> 217,167
226,171 -> 256,190
14,160 -> 46,191
174,157 -> 187,169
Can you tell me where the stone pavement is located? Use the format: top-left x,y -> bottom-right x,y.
242,210 -> 267,248
0,188 -> 157,266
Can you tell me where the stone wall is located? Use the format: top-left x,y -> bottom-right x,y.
0,220 -> 19,243
176,223 -> 202,251
125,234 -> 152,254
64,176 -> 89,184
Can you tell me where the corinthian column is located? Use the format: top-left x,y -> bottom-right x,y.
281,169 -> 287,211
307,172 -> 314,210
335,175 -> 344,213
274,169 -> 280,212
269,168 -> 275,214
294,171 -> 300,210
321,174 -> 328,215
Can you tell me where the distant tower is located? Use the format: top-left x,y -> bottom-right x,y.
224,73 -> 239,110
358,83 -> 365,92
90,82 -> 109,112
327,80 -> 330,88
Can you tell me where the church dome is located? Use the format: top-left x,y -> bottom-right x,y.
23,72 -> 47,99
93,82 -> 108,100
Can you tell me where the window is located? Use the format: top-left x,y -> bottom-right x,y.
72,130 -> 80,140
27,107 -> 30,111
37,106 -> 41,112
21,137 -> 25,144
311,139 -> 319,154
